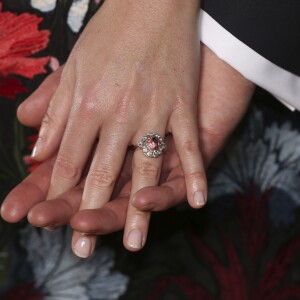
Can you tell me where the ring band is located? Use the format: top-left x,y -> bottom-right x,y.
136,132 -> 166,158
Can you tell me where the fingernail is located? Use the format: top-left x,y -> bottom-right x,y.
31,137 -> 43,158
44,225 -> 56,232
194,191 -> 206,207
73,237 -> 92,258
127,229 -> 143,249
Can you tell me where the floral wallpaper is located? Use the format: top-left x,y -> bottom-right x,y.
1,1 -> 300,299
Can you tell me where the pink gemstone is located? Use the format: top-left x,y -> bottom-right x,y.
146,136 -> 159,150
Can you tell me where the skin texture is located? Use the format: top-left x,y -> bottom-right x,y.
1,45 -> 255,257
27,0 -> 208,253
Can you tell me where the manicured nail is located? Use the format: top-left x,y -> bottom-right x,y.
73,237 -> 92,258
127,229 -> 143,249
31,137 -> 43,158
194,191 -> 206,207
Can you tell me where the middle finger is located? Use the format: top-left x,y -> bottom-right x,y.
72,124 -> 131,257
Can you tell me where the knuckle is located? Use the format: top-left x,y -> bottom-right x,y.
114,94 -> 136,124
185,171 -> 207,183
42,108 -> 55,127
54,156 -> 80,181
87,168 -> 116,189
100,208 -> 120,230
182,140 -> 200,155
200,125 -> 223,140
135,161 -> 160,180
77,97 -> 98,119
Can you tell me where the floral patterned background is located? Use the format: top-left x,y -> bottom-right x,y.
1,1 -> 300,299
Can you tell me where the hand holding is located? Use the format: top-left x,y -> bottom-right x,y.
1,44 -> 254,256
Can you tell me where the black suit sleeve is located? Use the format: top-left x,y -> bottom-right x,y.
199,0 -> 300,110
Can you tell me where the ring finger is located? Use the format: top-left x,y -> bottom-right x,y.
124,128 -> 166,251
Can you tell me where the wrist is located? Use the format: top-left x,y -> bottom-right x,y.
102,0 -> 201,26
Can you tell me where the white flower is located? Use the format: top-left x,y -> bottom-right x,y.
31,0 -> 90,33
31,0 -> 57,12
208,110 -> 300,206
67,0 -> 90,32
20,225 -> 129,300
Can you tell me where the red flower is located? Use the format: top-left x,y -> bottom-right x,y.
0,282 -> 43,300
26,131 -> 39,151
237,184 -> 270,258
0,3 -> 50,99
149,186 -> 300,300
23,155 -> 41,173
148,276 -> 214,300
0,77 -> 28,99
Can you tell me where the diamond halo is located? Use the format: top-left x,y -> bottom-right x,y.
138,132 -> 166,158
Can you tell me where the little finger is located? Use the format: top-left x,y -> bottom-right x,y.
171,109 -> 207,208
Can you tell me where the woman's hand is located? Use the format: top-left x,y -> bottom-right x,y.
2,44 -> 255,257
27,0 -> 206,251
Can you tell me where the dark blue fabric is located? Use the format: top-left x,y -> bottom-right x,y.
202,0 -> 300,76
